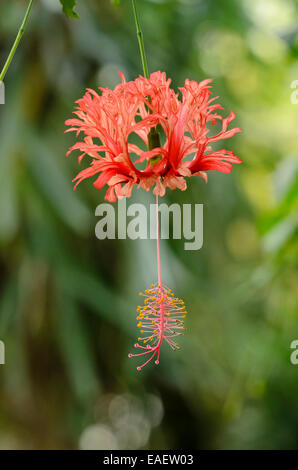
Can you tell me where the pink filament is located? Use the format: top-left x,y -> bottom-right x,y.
129,195 -> 186,370
156,194 -> 162,287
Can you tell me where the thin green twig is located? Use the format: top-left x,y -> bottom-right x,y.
131,1 -> 161,159
0,0 -> 34,82
131,0 -> 149,79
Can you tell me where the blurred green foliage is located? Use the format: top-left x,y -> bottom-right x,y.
0,0 -> 297,450
60,0 -> 79,19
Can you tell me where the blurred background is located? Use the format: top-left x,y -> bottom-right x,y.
0,0 -> 297,450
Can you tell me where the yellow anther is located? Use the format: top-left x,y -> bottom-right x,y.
137,322 -> 142,327
140,330 -> 144,334
139,292 -> 143,296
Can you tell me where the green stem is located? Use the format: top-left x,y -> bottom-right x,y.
0,0 -> 34,82
131,0 -> 161,163
131,0 -> 149,79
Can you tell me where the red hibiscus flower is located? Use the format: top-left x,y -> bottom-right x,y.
65,71 -> 242,202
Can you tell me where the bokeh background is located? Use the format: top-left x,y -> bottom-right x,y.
0,0 -> 298,450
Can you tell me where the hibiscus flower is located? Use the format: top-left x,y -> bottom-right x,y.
65,71 -> 242,202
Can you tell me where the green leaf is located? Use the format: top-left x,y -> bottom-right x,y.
111,0 -> 120,6
60,0 -> 79,19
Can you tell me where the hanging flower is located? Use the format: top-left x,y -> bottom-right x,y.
65,71 -> 242,202
65,70 -> 243,370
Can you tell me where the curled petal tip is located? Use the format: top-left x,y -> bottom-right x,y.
118,71 -> 126,83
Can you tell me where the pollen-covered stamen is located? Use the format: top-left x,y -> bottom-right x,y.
128,283 -> 187,369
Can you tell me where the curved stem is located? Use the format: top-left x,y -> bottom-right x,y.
131,0 -> 149,79
0,0 -> 34,82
